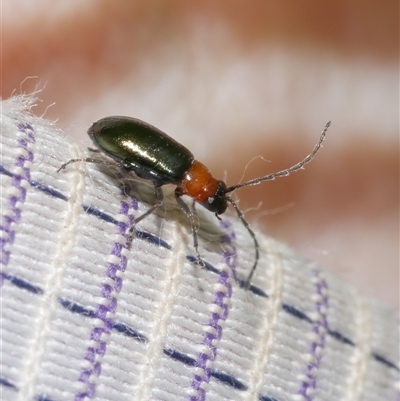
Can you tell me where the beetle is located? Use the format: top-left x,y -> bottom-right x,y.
58,116 -> 330,288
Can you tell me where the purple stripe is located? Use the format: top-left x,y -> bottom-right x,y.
298,269 -> 328,400
0,123 -> 35,267
188,220 -> 237,401
74,184 -> 136,401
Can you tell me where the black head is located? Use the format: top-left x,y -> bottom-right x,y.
199,180 -> 228,216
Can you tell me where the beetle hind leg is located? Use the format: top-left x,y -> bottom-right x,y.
57,157 -> 116,173
127,185 -> 164,246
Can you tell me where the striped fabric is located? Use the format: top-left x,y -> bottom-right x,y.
1,95 -> 398,401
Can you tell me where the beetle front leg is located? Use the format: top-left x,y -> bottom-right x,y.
174,190 -> 204,268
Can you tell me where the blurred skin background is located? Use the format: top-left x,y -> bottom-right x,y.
2,1 -> 398,308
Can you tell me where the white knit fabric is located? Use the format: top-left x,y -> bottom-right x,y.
0,94 -> 398,401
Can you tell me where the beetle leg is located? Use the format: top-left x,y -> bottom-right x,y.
57,157 -> 116,173
127,185 -> 164,246
133,186 -> 164,225
225,196 -> 259,289
174,191 -> 204,268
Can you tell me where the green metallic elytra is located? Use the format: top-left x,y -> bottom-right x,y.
88,116 -> 194,185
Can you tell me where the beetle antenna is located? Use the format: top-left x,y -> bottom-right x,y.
225,196 -> 259,289
224,121 -> 331,193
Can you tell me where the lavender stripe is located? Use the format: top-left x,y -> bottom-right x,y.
74,184 -> 136,401
298,269 -> 328,400
0,123 -> 35,267
188,220 -> 237,401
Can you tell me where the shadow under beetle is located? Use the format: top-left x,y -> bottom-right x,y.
58,116 -> 331,289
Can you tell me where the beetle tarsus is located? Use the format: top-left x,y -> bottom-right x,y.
127,224 -> 137,248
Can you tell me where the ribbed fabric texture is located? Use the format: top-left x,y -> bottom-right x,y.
1,94 -> 399,401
